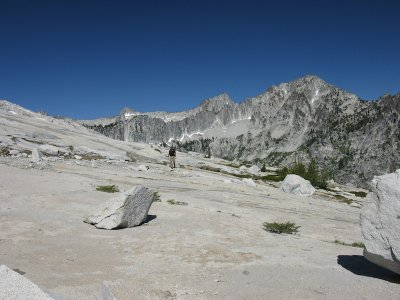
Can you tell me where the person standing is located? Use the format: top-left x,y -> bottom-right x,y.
168,146 -> 176,169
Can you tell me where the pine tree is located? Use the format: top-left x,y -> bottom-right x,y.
307,159 -> 318,186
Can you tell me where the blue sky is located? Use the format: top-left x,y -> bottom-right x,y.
0,0 -> 399,119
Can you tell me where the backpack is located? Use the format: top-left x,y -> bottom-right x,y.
169,148 -> 176,156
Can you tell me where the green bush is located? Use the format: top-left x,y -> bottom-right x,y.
153,192 -> 161,202
96,185 -> 119,193
263,221 -> 300,234
349,191 -> 368,198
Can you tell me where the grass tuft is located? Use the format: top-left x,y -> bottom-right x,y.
333,194 -> 352,204
199,165 -> 221,172
263,221 -> 300,234
334,240 -> 365,248
96,185 -> 119,193
167,199 -> 188,206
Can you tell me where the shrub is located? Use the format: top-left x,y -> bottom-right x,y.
153,192 -> 161,202
260,163 -> 267,172
349,191 -> 368,198
96,185 -> 119,193
263,222 -> 300,234
80,153 -> 105,160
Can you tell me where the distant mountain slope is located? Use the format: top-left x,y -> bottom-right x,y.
12,75 -> 399,187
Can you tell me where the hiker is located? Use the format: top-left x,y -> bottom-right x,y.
168,146 -> 176,169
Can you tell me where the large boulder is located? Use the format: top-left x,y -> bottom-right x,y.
361,169 -> 400,274
280,174 -> 315,196
0,265 -> 53,299
84,186 -> 154,229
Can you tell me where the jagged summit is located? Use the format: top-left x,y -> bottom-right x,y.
199,93 -> 234,112
119,107 -> 139,120
119,107 -> 136,115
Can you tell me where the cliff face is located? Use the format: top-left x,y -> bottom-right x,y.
83,76 -> 400,187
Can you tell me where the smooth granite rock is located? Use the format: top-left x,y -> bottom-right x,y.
84,186 -> 154,229
361,169 -> 400,274
280,174 -> 315,196
0,265 -> 53,300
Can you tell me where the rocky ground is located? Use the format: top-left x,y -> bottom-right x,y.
0,101 -> 399,299
1,153 -> 399,299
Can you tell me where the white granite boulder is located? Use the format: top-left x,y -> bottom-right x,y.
243,178 -> 256,187
247,165 -> 261,175
9,149 -> 20,156
280,174 -> 315,196
84,186 -> 154,229
361,169 -> 400,274
0,265 -> 53,300
39,144 -> 60,156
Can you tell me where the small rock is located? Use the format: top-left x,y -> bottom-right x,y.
39,144 -> 60,156
137,164 -> 149,171
74,155 -> 82,160
9,149 -> 20,156
239,166 -> 247,172
247,165 -> 261,175
350,202 -> 361,208
243,178 -> 256,187
31,148 -> 42,162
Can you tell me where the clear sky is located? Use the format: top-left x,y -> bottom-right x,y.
0,0 -> 399,119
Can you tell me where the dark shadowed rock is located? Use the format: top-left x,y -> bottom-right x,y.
84,186 -> 154,229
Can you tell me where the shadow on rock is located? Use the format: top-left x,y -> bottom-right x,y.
141,214 -> 157,225
337,255 -> 400,283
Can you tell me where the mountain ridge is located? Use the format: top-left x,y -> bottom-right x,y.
2,75 -> 399,187
80,75 -> 399,187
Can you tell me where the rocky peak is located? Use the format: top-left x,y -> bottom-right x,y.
118,107 -> 140,120
379,92 -> 400,112
199,93 -> 234,112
